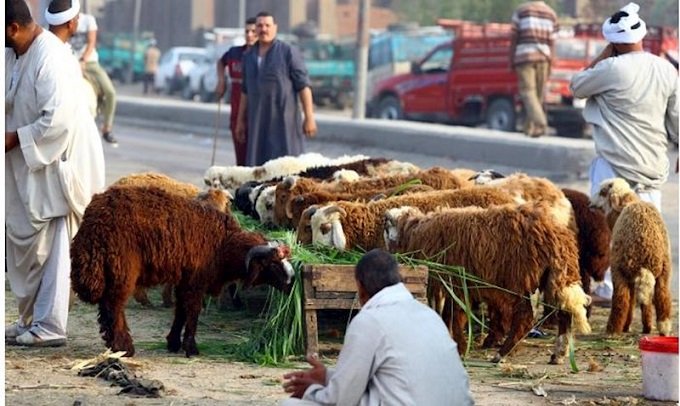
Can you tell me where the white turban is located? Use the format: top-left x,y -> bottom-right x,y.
601,2 -> 647,44
44,0 -> 80,26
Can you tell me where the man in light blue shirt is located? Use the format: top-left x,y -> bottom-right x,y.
281,249 -> 474,406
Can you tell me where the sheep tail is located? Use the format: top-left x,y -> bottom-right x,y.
70,238 -> 107,304
558,283 -> 592,334
634,268 -> 656,306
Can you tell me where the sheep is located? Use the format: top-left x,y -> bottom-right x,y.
309,187 -> 519,251
562,188 -> 611,317
204,153 -> 359,193
255,185 -> 278,227
275,167 -> 475,229
383,203 -> 591,364
295,157 -> 390,180
285,183 -> 436,229
70,186 -> 294,357
470,172 -> 574,230
591,178 -> 672,336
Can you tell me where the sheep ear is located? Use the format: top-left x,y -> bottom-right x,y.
609,193 -> 623,212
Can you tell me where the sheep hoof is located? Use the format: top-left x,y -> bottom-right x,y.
548,354 -> 564,365
166,337 -> 182,353
490,353 -> 503,363
184,346 -> 199,358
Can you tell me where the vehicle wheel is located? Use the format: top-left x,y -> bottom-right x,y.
486,98 -> 516,132
165,79 -> 174,95
377,96 -> 402,120
181,82 -> 194,100
199,80 -> 214,103
555,122 -> 587,138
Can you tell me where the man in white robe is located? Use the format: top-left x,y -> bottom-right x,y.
5,0 -> 105,347
281,249 -> 474,406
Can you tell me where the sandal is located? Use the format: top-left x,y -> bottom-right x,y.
9,330 -> 67,347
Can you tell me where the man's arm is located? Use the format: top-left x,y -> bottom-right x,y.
235,93 -> 247,143
570,45 -> 616,99
5,131 -> 19,152
302,314 -> 380,405
666,77 -> 679,145
80,16 -> 97,62
298,87 -> 317,137
215,57 -> 227,99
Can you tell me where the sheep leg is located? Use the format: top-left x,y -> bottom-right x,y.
549,310 -> 571,365
97,299 -> 115,348
450,307 -> 469,357
581,274 -> 593,319
161,283 -> 174,307
181,291 -> 204,357
653,272 -> 672,336
482,305 -> 508,349
606,272 -> 632,334
622,283 -> 636,333
132,287 -> 153,307
493,299 -> 533,363
640,302 -> 653,334
108,298 -> 135,357
166,286 -> 187,353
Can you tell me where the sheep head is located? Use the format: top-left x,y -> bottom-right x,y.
383,206 -> 421,252
332,169 -> 360,182
274,176 -> 298,227
469,169 -> 506,185
591,178 -> 639,216
243,242 -> 294,293
234,181 -> 259,215
255,185 -> 277,227
310,205 -> 347,251
296,205 -> 318,244
203,166 -> 227,189
195,188 -> 233,213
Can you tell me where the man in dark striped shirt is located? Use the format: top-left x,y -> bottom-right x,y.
510,1 -> 558,137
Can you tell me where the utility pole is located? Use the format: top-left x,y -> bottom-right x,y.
238,0 -> 246,27
352,0 -> 370,119
128,0 -> 142,83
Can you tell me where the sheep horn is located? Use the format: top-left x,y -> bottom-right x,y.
322,205 -> 346,217
304,205 -> 318,218
244,245 -> 276,272
283,176 -> 296,189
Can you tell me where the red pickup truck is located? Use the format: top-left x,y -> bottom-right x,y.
367,21 -> 677,138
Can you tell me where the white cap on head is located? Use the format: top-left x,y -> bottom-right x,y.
45,0 -> 81,26
601,2 -> 647,44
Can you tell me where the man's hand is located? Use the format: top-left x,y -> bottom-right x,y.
303,116 -> 317,139
282,354 -> 327,398
587,43 -> 616,69
235,120 -> 246,143
215,80 -> 226,99
5,131 -> 19,152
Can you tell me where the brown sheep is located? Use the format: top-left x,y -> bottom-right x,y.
310,187 -> 518,251
112,173 -> 233,307
384,203 -> 591,364
275,167 -> 474,228
591,178 -> 672,336
70,186 -> 294,357
284,183 -> 435,229
561,188 -> 611,317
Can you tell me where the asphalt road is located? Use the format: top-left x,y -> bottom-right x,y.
102,121 -> 678,299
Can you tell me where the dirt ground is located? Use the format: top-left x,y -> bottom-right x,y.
4,283 -> 678,406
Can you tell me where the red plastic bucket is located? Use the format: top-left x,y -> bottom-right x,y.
639,336 -> 678,401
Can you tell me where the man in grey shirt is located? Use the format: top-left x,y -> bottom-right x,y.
570,2 -> 678,300
281,249 -> 474,406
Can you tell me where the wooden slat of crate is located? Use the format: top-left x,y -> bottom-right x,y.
302,264 -> 428,355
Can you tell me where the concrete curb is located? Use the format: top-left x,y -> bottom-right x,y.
117,95 -> 595,179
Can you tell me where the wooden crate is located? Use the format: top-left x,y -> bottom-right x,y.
302,264 -> 428,355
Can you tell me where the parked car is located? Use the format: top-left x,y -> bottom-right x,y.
154,47 -> 206,95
